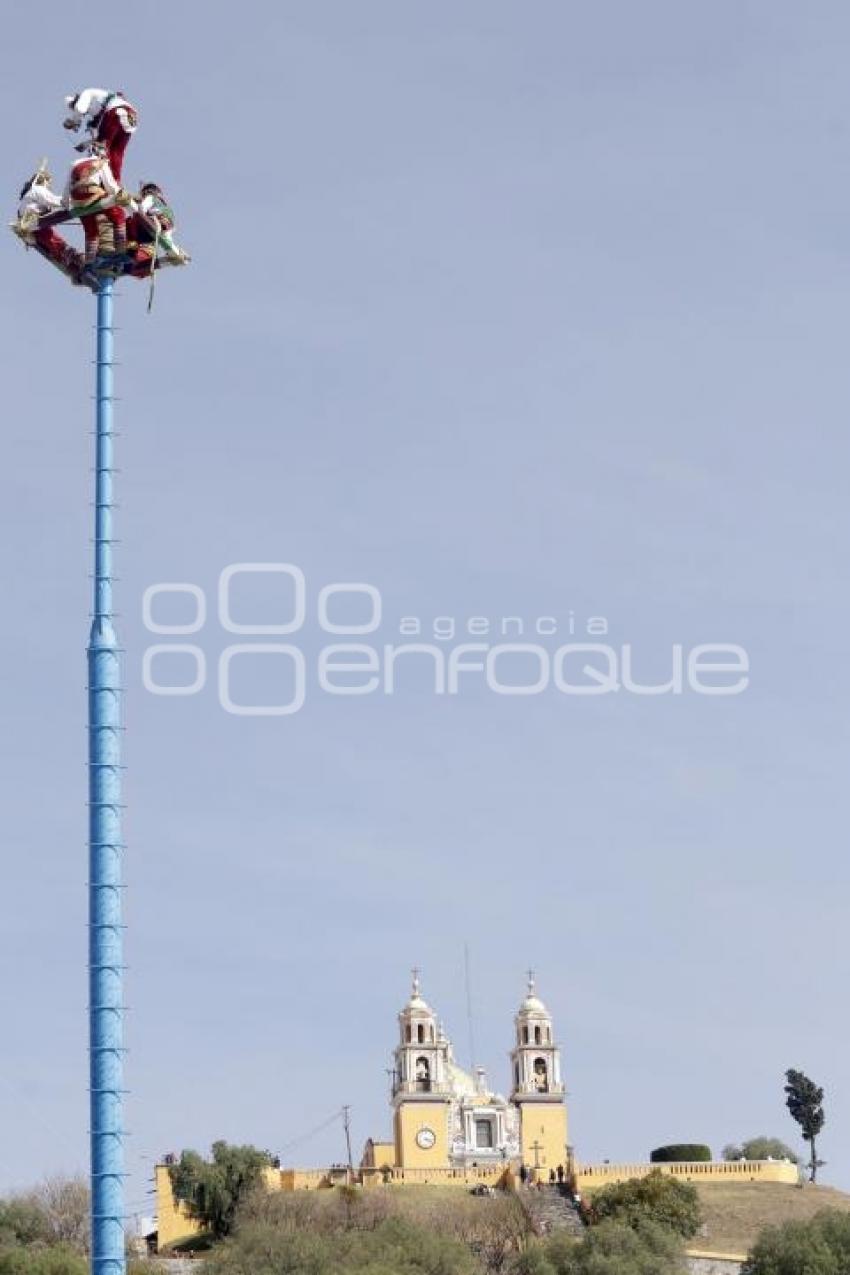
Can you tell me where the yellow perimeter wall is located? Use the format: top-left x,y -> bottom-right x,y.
155,1156 -> 797,1249
360,1140 -> 397,1171
576,1159 -> 798,1189
154,1166 -> 202,1250
155,1163 -> 289,1249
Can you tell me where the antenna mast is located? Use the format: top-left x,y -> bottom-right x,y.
464,943 -> 477,1070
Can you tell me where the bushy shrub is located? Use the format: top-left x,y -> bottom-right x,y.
544,1219 -> 686,1275
507,1247 -> 556,1275
742,1210 -> 850,1275
722,1138 -> 798,1164
206,1214 -> 481,1274
590,1171 -> 701,1238
238,1184 -> 528,1270
0,1179 -> 88,1255
0,1248 -> 88,1275
0,1201 -> 50,1250
650,1144 -> 711,1163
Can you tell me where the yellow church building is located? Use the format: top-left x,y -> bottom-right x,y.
154,969 -> 797,1250
383,970 -> 567,1177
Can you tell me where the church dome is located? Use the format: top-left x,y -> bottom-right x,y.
517,973 -> 549,1017
399,969 -> 434,1018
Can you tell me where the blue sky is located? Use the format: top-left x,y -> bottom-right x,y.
2,0 -> 849,1220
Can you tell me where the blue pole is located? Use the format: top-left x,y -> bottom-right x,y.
88,276 -> 126,1275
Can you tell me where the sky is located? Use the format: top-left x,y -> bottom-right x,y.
1,0 -> 849,1223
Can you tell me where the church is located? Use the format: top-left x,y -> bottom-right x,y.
153,967 -> 797,1249
365,970 -> 569,1176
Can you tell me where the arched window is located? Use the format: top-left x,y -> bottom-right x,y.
534,1025 -> 542,1045
415,1056 -> 431,1093
429,1025 -> 435,1042
523,1025 -> 529,1044
417,1023 -> 425,1044
533,1057 -> 549,1093
514,1063 -> 520,1088
406,1024 -> 411,1043
546,1026 -> 551,1043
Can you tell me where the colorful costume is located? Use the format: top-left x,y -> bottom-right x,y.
63,89 -> 138,181
64,146 -> 130,263
125,183 -> 190,276
12,164 -> 85,284
13,96 -> 190,296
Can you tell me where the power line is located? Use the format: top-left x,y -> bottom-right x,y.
276,1109 -> 346,1157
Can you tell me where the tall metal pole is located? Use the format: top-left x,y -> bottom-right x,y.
88,276 -> 126,1275
464,942 -> 477,1071
343,1105 -> 354,1177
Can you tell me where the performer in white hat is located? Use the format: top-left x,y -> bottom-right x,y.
63,88 -> 138,181
12,160 -> 86,285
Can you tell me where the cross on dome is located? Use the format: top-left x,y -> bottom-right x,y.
519,970 -> 549,1017
401,967 -> 433,1017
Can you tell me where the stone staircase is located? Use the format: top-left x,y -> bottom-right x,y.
518,1185 -> 585,1238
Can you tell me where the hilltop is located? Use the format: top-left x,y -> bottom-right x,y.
692,1182 -> 850,1256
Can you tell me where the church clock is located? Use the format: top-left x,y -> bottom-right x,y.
416,1127 -> 436,1150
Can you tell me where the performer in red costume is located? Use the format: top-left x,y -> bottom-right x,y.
63,88 -> 138,181
64,142 -> 131,264
12,162 -> 86,285
124,182 -> 190,276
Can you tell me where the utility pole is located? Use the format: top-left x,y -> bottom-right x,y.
343,1106 -> 354,1178
385,1067 -> 397,1100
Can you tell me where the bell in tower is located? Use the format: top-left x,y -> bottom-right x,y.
509,972 -> 569,1175
391,970 -> 453,1169
393,969 -> 448,1093
510,971 -> 563,1096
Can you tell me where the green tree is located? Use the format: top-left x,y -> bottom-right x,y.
0,1178 -> 89,1255
544,1220 -> 686,1275
590,1171 -> 701,1239
0,1199 -> 51,1249
742,1209 -> 850,1275
169,1141 -> 273,1239
784,1069 -> 825,1183
722,1138 -> 798,1165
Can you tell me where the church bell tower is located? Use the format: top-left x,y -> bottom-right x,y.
510,973 -> 568,1174
392,970 -> 452,1169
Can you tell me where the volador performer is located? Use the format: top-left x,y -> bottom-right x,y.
63,88 -> 138,180
11,85 -> 189,293
65,141 -> 131,264
13,161 -> 86,285
125,182 -> 190,275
